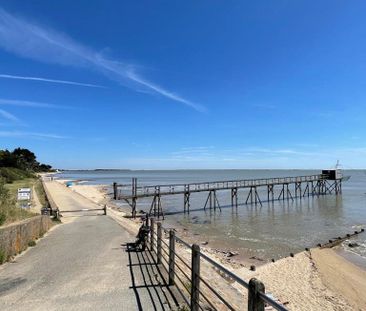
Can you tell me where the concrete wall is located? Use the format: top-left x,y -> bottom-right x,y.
0,215 -> 53,262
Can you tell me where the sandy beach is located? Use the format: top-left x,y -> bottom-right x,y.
61,181 -> 365,310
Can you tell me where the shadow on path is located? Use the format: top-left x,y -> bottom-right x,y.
126,246 -> 180,310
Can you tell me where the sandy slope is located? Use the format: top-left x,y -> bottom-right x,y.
312,248 -> 366,310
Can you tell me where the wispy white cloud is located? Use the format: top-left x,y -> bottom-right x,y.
0,108 -> 20,123
126,70 -> 206,112
0,74 -> 105,88
0,130 -> 67,139
0,8 -> 203,111
0,98 -> 59,108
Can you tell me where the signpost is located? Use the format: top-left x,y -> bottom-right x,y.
17,188 -> 32,201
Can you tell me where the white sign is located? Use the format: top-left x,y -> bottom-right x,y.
17,188 -> 31,201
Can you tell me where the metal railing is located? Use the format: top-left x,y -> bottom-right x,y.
147,217 -> 288,311
118,174 -> 324,198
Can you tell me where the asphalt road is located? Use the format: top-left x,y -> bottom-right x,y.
0,182 -> 178,311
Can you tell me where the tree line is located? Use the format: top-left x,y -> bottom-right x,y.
0,148 -> 53,172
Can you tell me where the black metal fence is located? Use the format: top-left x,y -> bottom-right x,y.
147,217 -> 288,311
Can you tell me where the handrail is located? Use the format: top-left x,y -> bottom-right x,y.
148,218 -> 288,311
117,174 -> 326,198
136,174 -> 322,190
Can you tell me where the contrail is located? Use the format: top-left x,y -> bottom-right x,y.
0,74 -> 105,88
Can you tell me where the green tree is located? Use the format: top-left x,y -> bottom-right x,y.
0,148 -> 52,172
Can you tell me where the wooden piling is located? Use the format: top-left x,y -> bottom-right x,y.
248,278 -> 265,311
191,244 -> 201,311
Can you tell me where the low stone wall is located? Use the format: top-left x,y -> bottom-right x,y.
0,215 -> 53,262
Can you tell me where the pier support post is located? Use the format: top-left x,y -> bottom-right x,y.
286,184 -> 294,201
248,278 -> 265,311
231,188 -> 238,207
168,230 -> 175,285
204,190 -> 221,211
191,244 -> 201,311
254,187 -> 262,206
295,182 -> 301,198
149,187 -> 164,219
245,187 -> 255,204
132,197 -> 136,218
184,191 -> 190,213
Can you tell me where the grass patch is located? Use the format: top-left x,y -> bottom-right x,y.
0,177 -> 37,226
0,249 -> 5,264
34,179 -> 47,207
0,167 -> 34,184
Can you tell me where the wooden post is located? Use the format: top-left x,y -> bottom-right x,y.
113,182 -> 117,200
168,229 -> 175,285
150,218 -> 155,252
157,222 -> 162,264
191,244 -> 201,311
248,278 -> 265,311
103,204 -> 107,215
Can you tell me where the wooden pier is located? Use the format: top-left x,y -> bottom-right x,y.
114,173 -> 344,218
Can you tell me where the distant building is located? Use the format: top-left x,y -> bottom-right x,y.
322,169 -> 342,180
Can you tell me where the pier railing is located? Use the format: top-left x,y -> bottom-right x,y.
148,217 -> 288,311
117,174 -> 324,198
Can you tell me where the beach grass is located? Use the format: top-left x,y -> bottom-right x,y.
0,177 -> 38,226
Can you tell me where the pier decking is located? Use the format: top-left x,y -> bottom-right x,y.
114,173 -> 344,218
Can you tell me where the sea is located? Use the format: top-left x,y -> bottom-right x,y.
57,169 -> 366,264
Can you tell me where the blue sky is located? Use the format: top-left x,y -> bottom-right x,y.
0,1 -> 366,169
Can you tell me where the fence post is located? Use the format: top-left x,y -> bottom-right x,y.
157,222 -> 162,264
191,244 -> 201,311
150,217 -> 155,251
168,230 -> 175,285
248,278 -> 265,311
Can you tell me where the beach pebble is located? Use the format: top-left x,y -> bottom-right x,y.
250,256 -> 264,261
250,265 -> 256,271
348,242 -> 359,248
226,251 -> 238,257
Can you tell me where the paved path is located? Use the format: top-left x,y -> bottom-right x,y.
0,181 -> 179,311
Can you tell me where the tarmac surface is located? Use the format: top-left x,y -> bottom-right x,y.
0,181 -> 179,311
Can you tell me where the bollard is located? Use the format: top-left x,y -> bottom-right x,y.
157,222 -> 162,264
248,278 -> 265,311
113,182 -> 117,200
168,230 -> 175,285
191,244 -> 201,311
150,218 -> 155,251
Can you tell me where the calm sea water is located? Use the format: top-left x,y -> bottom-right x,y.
58,169 -> 366,261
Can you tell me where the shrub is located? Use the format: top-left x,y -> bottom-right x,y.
0,167 -> 34,184
28,240 -> 36,247
0,249 -> 5,264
